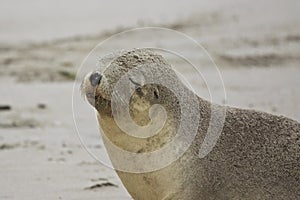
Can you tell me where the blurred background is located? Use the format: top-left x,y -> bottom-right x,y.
0,0 -> 299,199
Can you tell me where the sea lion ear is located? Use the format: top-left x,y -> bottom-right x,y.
154,86 -> 159,99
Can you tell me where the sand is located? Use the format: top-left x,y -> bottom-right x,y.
0,0 -> 299,199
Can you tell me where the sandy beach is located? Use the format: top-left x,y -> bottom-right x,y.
0,0 -> 299,199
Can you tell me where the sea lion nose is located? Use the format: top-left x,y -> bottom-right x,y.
89,72 -> 102,87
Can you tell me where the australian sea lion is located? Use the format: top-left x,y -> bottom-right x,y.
81,49 -> 300,200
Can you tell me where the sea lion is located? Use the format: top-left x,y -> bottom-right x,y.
81,49 -> 300,200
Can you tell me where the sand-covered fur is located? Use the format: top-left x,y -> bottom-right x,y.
82,49 -> 300,200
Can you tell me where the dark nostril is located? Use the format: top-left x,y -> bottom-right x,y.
89,72 -> 102,87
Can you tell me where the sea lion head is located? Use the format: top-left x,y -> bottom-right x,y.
81,49 -> 183,125
80,49 -> 201,155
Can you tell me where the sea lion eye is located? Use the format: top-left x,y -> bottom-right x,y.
136,87 -> 143,96
129,77 -> 143,96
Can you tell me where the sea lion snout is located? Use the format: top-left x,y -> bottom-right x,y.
89,71 -> 102,86
81,71 -> 103,107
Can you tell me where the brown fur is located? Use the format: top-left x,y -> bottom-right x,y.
82,49 -> 300,200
